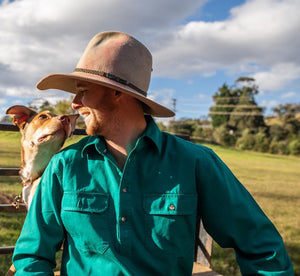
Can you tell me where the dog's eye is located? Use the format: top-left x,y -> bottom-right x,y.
38,114 -> 48,120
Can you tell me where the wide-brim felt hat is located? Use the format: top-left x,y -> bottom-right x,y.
36,31 -> 175,118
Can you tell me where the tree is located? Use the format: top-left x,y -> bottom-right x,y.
53,97 -> 75,114
210,77 -> 265,135
209,83 -> 240,127
29,100 -> 55,113
272,103 -> 300,121
228,83 -> 265,134
167,119 -> 197,136
270,103 -> 300,142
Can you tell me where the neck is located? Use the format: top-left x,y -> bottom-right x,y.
105,115 -> 146,170
20,151 -> 49,183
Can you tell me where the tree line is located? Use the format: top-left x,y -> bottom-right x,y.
158,78 -> 300,155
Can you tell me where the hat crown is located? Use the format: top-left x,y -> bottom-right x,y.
76,31 -> 152,93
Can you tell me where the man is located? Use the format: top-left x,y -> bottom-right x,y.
13,31 -> 293,275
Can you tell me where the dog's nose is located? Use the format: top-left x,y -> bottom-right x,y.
58,115 -> 70,123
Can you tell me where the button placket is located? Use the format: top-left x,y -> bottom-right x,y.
118,151 -> 136,255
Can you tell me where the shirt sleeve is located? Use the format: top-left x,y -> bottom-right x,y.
196,147 -> 294,275
12,158 -> 65,275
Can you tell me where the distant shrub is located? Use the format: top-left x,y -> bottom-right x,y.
236,129 -> 255,150
192,126 -> 203,138
269,124 -> 288,141
288,139 -> 300,155
193,126 -> 214,142
253,131 -> 270,152
269,139 -> 289,155
213,125 -> 236,146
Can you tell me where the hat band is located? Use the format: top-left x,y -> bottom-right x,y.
73,68 -> 147,96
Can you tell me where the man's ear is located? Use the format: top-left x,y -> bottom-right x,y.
6,105 -> 37,130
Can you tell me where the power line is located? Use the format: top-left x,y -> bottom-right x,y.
214,96 -> 254,100
210,105 -> 264,109
178,103 -> 212,107
209,112 -> 264,116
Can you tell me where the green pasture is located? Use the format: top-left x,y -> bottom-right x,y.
202,143 -> 300,275
0,132 -> 299,275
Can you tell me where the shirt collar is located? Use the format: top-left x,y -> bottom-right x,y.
140,115 -> 163,154
81,115 -> 163,156
81,135 -> 105,157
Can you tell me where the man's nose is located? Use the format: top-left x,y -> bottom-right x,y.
72,94 -> 82,110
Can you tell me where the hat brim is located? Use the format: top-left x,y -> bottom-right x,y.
36,71 -> 175,118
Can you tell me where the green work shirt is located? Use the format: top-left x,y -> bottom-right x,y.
13,116 -> 293,275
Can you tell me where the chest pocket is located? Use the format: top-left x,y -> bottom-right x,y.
143,193 -> 197,257
61,192 -> 110,255
62,192 -> 108,213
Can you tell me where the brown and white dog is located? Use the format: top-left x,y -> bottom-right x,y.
6,105 -> 78,208
5,105 -> 78,276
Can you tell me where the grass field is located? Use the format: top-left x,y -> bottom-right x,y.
202,143 -> 300,275
0,132 -> 299,275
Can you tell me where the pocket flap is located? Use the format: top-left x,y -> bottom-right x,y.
62,192 -> 109,213
144,194 -> 197,215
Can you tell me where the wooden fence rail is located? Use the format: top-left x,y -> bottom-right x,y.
0,123 -> 217,274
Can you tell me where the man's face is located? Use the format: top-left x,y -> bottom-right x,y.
72,81 -> 118,136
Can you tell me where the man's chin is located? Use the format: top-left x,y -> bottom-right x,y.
85,127 -> 95,136
85,124 -> 100,136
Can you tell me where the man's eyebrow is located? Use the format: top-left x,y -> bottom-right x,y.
75,83 -> 88,90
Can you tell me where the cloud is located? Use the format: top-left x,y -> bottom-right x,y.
252,63 -> 300,91
261,99 -> 278,109
148,88 -> 175,109
0,98 -> 7,105
281,91 -> 299,99
152,0 -> 300,85
2,0 -> 299,83
0,0 -> 206,99
0,0 -> 300,118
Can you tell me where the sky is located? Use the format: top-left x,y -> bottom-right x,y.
0,0 -> 300,120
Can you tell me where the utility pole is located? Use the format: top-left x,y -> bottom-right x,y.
171,98 -> 177,119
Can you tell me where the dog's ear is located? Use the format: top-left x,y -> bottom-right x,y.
6,105 -> 37,130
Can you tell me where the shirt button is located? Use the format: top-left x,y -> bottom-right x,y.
103,149 -> 107,154
121,216 -> 127,222
169,204 -> 176,211
122,187 -> 128,193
